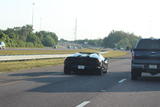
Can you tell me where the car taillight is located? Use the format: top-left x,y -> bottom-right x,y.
95,59 -> 101,65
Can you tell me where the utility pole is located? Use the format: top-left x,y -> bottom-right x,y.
32,2 -> 35,29
74,17 -> 77,42
40,17 -> 42,31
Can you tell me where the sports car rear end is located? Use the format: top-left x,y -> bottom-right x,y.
64,52 -> 107,75
64,57 -> 102,74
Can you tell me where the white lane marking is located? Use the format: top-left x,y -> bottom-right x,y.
118,79 -> 127,83
76,101 -> 90,107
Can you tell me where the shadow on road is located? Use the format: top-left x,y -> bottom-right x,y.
10,72 -> 62,77
9,71 -> 120,93
140,76 -> 160,81
106,75 -> 160,92
9,71 -> 160,93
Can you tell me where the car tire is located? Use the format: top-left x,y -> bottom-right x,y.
131,69 -> 141,80
97,69 -> 103,75
103,69 -> 107,73
64,67 -> 71,75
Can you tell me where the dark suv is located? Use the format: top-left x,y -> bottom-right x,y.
131,39 -> 160,80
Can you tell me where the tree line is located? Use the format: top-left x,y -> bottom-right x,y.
0,25 -> 140,49
0,25 -> 58,48
103,30 -> 141,49
75,30 -> 141,49
75,39 -> 103,47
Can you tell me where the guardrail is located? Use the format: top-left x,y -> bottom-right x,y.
0,51 -> 108,62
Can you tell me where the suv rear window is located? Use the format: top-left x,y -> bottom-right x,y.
136,39 -> 160,49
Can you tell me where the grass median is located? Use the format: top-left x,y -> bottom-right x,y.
0,50 -> 128,72
0,58 -> 65,72
102,50 -> 128,58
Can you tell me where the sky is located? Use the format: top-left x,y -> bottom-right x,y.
0,0 -> 160,40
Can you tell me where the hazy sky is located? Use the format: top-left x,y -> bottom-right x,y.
0,0 -> 160,40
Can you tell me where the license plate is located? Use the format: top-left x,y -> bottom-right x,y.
149,65 -> 157,69
78,65 -> 85,70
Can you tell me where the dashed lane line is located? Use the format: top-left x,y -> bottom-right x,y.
118,78 -> 127,83
76,101 -> 90,107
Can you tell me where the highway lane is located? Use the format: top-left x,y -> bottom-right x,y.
0,57 -> 160,107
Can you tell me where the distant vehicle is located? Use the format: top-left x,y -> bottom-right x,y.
113,48 -> 117,50
73,46 -> 78,49
67,45 -> 72,49
0,41 -> 5,49
120,48 -> 124,50
131,38 -> 160,80
52,45 -> 57,49
64,52 -> 109,75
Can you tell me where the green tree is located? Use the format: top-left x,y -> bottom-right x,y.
103,30 -> 141,49
42,36 -> 56,47
0,25 -> 58,48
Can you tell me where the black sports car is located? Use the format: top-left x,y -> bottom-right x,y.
64,52 -> 109,75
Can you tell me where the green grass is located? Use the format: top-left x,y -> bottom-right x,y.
102,50 -> 128,58
0,49 -> 98,55
0,58 -> 64,72
0,50 -> 128,72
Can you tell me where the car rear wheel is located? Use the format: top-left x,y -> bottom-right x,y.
64,67 -> 71,75
131,69 -> 141,80
103,68 -> 108,73
97,69 -> 103,75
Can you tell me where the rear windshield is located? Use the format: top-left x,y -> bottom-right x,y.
136,39 -> 160,49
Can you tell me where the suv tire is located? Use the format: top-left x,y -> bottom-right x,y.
64,67 -> 71,75
131,69 -> 141,80
97,69 -> 103,75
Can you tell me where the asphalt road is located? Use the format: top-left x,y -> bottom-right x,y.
0,57 -> 160,107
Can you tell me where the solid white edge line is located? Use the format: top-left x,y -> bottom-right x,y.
76,101 -> 90,107
118,79 -> 127,83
